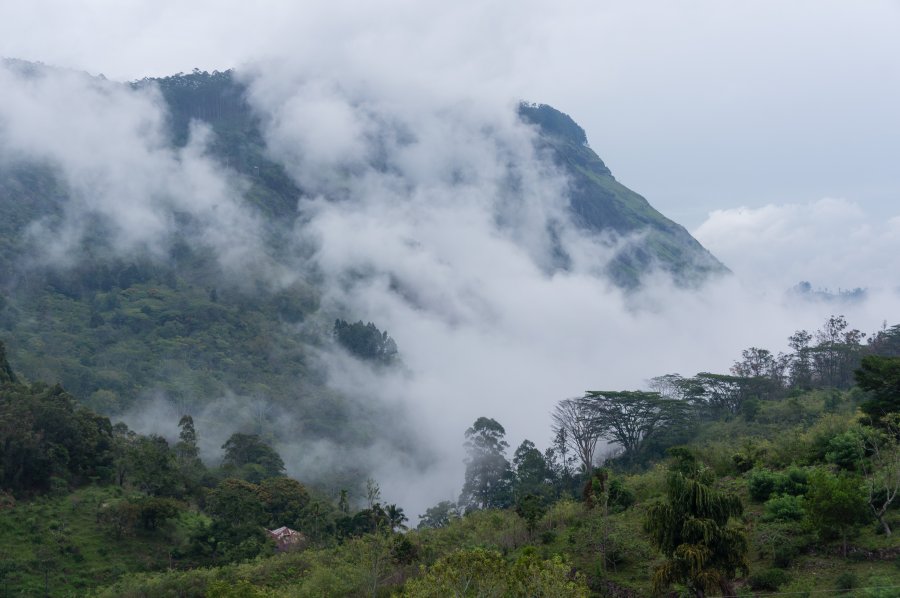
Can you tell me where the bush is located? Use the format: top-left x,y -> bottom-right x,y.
825,430 -> 865,470
774,466 -> 809,496
773,542 -> 800,568
835,572 -> 858,593
749,568 -> 791,591
763,495 -> 805,522
608,479 -> 635,512
748,468 -> 780,502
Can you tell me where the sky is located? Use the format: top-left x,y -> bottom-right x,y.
1,0 -> 898,231
1,1 -> 899,513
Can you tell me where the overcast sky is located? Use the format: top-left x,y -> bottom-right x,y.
1,0 -> 897,233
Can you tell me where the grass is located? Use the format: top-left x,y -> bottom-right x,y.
0,485 -> 201,596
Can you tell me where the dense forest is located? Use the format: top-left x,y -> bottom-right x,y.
1,312 -> 898,596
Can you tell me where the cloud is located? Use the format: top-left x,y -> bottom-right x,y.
235,59 -> 900,516
694,198 -> 900,291
0,62 -> 272,277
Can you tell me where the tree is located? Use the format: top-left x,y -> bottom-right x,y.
258,477 -> 310,528
221,432 -> 285,481
0,341 -> 15,385
644,456 -> 748,597
333,319 -> 398,365
868,322 -> 900,357
174,415 -> 201,467
582,390 -> 689,456
552,397 -> 601,474
855,355 -> 900,427
804,469 -> 869,556
856,422 -> 900,536
515,493 -> 547,536
730,347 -> 787,400
129,435 -> 181,497
417,500 -> 460,530
174,415 -> 204,490
459,417 -> 513,511
199,478 -> 272,562
512,440 -> 553,500
385,503 -> 408,532
788,330 -> 814,389
812,315 -> 866,388
679,374 -> 753,417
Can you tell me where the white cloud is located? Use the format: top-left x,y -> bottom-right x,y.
0,62 -> 272,277
694,198 -> 900,291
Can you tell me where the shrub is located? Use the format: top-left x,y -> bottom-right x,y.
763,495 -> 805,522
608,479 -> 635,512
774,466 -> 809,496
825,430 -> 865,470
835,572 -> 858,593
748,468 -> 780,502
748,568 -> 791,591
772,542 -> 800,568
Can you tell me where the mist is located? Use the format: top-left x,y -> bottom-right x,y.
1,52 -> 898,520
234,59 -> 900,514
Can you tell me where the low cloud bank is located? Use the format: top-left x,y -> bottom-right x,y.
695,198 -> 900,291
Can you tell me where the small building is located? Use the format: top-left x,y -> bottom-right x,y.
267,526 -> 305,551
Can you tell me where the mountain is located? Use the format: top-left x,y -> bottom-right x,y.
0,65 -> 726,486
145,70 -> 726,286
518,103 -> 727,287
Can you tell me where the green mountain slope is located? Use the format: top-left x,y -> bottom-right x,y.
0,66 -> 726,483
519,103 -> 728,287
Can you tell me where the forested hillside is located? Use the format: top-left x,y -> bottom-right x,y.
1,313 -> 898,596
0,65 -> 728,495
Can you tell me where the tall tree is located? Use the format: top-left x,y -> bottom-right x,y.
855,355 -> 900,427
788,329 -> 814,389
804,469 -> 869,556
0,341 -> 15,385
221,432 -> 285,481
812,315 -> 865,388
174,415 -> 202,472
552,398 -> 601,474
512,440 -> 553,500
459,417 -> 512,511
644,454 -> 748,597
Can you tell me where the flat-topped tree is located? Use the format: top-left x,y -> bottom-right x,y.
581,390 -> 690,457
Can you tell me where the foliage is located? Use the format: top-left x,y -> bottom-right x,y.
644,455 -> 748,597
552,398 -> 601,474
856,355 -> 900,427
221,433 -> 285,482
762,494 -> 805,522
512,440 -> 553,500
402,547 -> 588,597
333,319 -> 398,365
459,417 -> 513,511
826,429 -> 867,470
0,379 -> 114,494
804,468 -> 869,556
747,468 -> 780,502
0,340 -> 15,384
581,390 -> 691,457
417,500 -> 460,530
514,493 -> 547,535
748,568 -> 790,591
